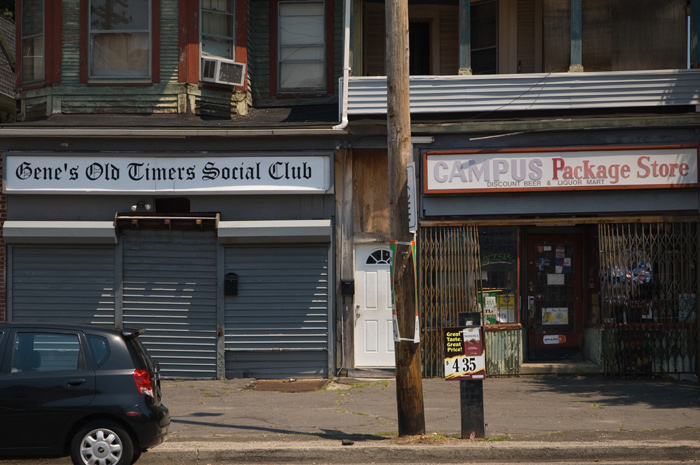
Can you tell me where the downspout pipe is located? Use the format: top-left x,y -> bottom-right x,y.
333,0 -> 352,130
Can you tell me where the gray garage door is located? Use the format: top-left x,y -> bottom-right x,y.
122,231 -> 218,379
224,244 -> 330,379
8,246 -> 116,326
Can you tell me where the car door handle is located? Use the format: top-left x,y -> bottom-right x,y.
67,379 -> 86,386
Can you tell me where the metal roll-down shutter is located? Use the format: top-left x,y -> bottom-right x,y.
9,246 -> 117,326
224,244 -> 330,379
122,230 -> 218,379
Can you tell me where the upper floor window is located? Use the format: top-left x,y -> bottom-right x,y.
201,0 -> 235,59
89,0 -> 151,79
471,0 -> 498,75
21,0 -> 45,84
277,0 -> 326,92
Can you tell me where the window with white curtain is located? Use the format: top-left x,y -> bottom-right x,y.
201,0 -> 235,59
21,0 -> 45,84
278,0 -> 326,92
89,0 -> 151,78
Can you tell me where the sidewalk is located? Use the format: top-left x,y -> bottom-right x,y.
143,375 -> 700,463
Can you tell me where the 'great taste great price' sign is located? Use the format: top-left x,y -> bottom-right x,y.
424,146 -> 698,194
444,327 -> 486,380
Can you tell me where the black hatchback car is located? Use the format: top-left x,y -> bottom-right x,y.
0,323 -> 169,465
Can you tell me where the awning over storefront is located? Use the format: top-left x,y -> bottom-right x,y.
218,219 -> 332,243
3,221 -> 117,244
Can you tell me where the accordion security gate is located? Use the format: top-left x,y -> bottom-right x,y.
419,225 -> 482,378
599,222 -> 699,376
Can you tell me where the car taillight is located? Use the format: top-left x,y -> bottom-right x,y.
133,369 -> 155,398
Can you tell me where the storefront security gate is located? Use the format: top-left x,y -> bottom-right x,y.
223,244 -> 331,379
599,221 -> 699,376
419,225 -> 483,378
8,232 -> 219,379
8,237 -> 332,380
8,246 -> 117,326
122,231 -> 219,379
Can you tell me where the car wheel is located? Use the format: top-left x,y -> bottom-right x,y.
70,421 -> 134,465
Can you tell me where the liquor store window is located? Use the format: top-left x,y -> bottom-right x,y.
479,226 -> 518,325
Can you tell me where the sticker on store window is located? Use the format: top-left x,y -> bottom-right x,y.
543,335 -> 566,345
556,257 -> 572,273
543,307 -> 569,325
547,274 -> 565,285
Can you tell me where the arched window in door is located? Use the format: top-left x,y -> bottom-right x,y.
366,248 -> 391,265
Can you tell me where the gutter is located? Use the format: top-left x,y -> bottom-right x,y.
332,0 -> 352,130
0,127 -> 344,138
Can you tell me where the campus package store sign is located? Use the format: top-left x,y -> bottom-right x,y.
4,153 -> 332,194
424,146 -> 698,194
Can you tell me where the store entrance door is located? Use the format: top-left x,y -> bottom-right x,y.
526,234 -> 583,361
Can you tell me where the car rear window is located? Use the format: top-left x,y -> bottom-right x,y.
87,335 -> 110,367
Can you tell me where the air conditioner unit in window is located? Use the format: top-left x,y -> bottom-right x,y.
201,57 -> 246,87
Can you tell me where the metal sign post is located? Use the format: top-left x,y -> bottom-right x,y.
444,312 -> 486,439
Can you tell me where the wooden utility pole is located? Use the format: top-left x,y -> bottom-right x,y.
386,0 -> 426,437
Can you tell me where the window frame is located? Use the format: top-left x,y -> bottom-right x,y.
80,0 -> 161,84
270,0 -> 334,97
17,0 -> 61,88
10,331 -> 84,374
478,226 -> 520,327
366,248 -> 391,266
470,0 -> 499,75
200,0 -> 236,60
20,0 -> 45,85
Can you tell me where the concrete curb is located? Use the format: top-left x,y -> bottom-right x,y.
141,440 -> 700,464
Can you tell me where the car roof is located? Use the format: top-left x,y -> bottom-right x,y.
0,323 -> 144,339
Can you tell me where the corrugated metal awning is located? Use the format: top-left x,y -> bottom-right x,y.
3,221 -> 117,244
218,219 -> 332,243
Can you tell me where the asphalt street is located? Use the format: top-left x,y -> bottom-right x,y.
3,375 -> 699,464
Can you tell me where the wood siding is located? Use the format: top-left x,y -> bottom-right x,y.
352,149 -> 389,235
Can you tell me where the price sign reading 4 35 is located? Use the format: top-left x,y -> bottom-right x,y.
444,326 -> 486,380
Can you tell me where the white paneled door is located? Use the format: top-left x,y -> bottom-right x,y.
354,245 -> 395,367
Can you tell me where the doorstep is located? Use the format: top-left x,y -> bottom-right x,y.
345,367 -> 396,378
519,360 -> 600,375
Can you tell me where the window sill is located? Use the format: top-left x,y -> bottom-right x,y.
19,82 -> 47,91
485,323 -> 522,331
87,78 -> 153,86
275,91 -> 328,99
199,82 -> 244,91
